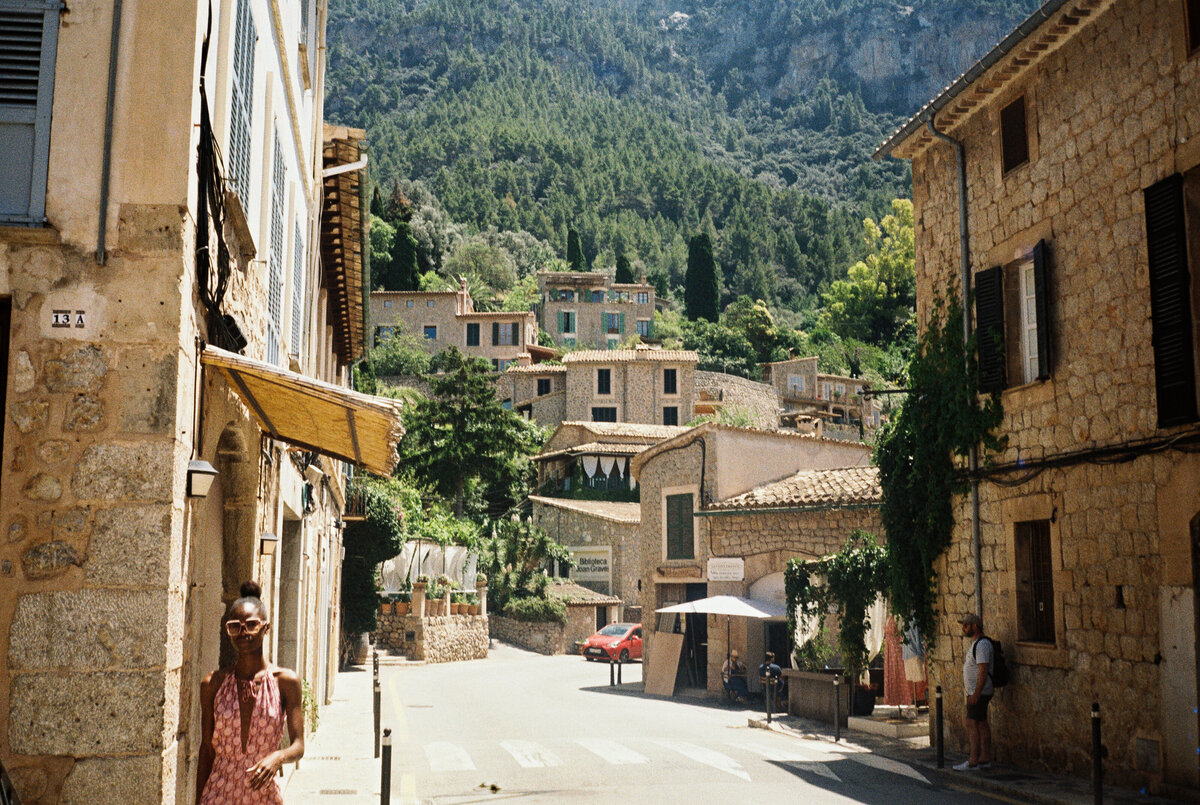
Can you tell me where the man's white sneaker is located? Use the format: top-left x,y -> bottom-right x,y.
952,761 -> 978,771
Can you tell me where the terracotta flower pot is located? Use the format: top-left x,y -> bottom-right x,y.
468,604 -> 480,615
380,602 -> 393,615
426,599 -> 440,616
395,602 -> 409,616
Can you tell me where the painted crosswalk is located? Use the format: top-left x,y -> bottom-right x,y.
409,735 -> 927,785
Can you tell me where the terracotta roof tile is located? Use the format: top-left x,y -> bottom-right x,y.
561,421 -> 692,440
708,466 -> 881,511
505,364 -> 567,374
528,496 -> 642,523
562,349 -> 698,363
546,579 -> 623,606
534,442 -> 653,461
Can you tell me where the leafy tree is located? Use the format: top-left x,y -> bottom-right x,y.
444,239 -> 517,294
566,227 -> 586,272
391,219 -> 420,291
682,318 -> 758,378
365,326 -> 432,377
342,475 -> 407,639
396,347 -> 544,516
820,199 -> 915,346
615,251 -> 634,284
475,519 -> 572,612
685,233 -> 719,322
720,296 -> 787,365
369,215 -> 396,290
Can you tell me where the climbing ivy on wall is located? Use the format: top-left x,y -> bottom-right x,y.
873,293 -> 1004,646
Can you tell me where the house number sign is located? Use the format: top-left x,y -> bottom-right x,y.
51,309 -> 86,328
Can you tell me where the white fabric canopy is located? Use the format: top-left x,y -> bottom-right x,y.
581,456 -> 599,478
656,595 -> 787,619
599,455 -> 615,476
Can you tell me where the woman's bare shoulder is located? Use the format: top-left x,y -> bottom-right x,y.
272,665 -> 301,685
201,668 -> 229,692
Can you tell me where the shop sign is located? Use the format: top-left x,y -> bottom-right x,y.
707,557 -> 744,581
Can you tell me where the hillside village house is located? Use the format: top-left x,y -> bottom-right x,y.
561,347 -> 697,426
369,283 -> 546,371
538,271 -> 656,349
501,363 -> 568,424
761,357 -> 882,438
0,1 -> 402,802
877,0 -> 1200,793
630,424 -> 873,695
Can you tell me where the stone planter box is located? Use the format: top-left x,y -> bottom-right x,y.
783,669 -> 853,727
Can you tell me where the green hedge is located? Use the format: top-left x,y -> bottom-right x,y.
502,596 -> 566,625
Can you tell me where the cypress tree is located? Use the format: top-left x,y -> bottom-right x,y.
567,228 -> 586,272
392,220 -> 420,291
615,252 -> 634,284
685,233 -> 719,322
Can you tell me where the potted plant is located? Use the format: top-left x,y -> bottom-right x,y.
394,590 -> 410,616
379,594 -> 393,616
465,592 -> 480,615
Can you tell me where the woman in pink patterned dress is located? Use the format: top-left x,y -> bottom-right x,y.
197,581 -> 305,804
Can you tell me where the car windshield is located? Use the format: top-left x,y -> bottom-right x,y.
598,625 -> 628,636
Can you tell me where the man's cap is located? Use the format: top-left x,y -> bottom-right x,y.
730,650 -> 739,658
959,613 -> 982,627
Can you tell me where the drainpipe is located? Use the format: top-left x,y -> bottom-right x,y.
925,117 -> 983,619
96,0 -> 123,264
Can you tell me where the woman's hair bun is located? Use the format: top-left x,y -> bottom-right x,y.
240,580 -> 263,599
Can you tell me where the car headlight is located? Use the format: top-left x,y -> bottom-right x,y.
607,641 -> 621,649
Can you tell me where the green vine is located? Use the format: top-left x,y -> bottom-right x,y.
342,475 -> 408,639
874,293 -> 1004,647
301,678 -> 319,734
784,531 -> 887,681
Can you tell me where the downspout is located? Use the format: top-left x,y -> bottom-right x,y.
925,117 -> 983,619
96,0 -> 123,264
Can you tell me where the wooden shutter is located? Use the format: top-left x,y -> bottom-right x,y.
266,131 -> 285,366
0,1 -> 61,223
619,312 -> 625,334
647,319 -> 654,339
492,321 -> 500,345
1032,240 -> 1052,380
1145,173 -> 1198,426
666,494 -> 693,559
229,0 -> 255,202
975,265 -> 1007,394
290,223 -> 304,358
557,310 -> 564,333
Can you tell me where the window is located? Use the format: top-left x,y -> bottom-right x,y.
423,325 -> 437,340
563,337 -> 576,348
406,300 -> 414,308
291,223 -> 304,359
1015,520 -> 1055,644
228,0 -> 255,204
493,321 -> 518,346
637,319 -> 651,338
604,312 -> 625,334
383,300 -> 392,309
663,368 -> 677,395
537,378 -> 551,396
665,493 -> 694,559
266,132 -> 285,366
787,374 -> 805,394
1000,95 -> 1030,175
427,300 -> 435,307
636,292 -> 649,304
466,322 -> 480,347
1188,0 -> 1200,54
591,407 -> 617,422
1144,172 -> 1199,426
492,358 -> 511,372
662,406 -> 678,426
558,311 -> 575,334
592,290 -> 603,303
597,368 -> 611,395
975,241 -> 1052,392
836,383 -> 846,396
373,326 -> 394,347
0,2 -> 62,223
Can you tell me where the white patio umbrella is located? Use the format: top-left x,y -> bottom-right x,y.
656,595 -> 788,672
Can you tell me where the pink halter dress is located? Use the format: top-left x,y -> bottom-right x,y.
200,669 -> 286,804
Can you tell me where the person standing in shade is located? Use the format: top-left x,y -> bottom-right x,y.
758,651 -> 783,712
953,613 -> 994,771
197,581 -> 305,803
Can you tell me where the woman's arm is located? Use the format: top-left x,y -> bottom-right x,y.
195,671 -> 220,804
246,668 -> 306,791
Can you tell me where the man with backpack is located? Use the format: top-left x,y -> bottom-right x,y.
955,613 -> 995,770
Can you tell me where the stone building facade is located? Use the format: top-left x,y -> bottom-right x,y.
531,496 -> 642,613
693,370 -> 781,429
369,285 -> 538,371
562,347 -> 697,426
538,271 -> 656,349
878,0 -> 1200,793
761,357 -> 881,431
0,1 -> 400,802
630,424 -> 873,697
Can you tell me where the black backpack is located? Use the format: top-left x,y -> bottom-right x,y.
974,636 -> 1010,688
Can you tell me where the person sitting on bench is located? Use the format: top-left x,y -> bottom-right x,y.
722,650 -> 749,703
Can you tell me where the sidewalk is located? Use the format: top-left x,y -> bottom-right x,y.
282,664 -> 388,804
748,711 -> 1189,805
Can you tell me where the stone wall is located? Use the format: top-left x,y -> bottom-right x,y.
564,358 -> 695,426
370,291 -> 536,364
694,371 -> 781,428
905,0 -> 1200,792
488,615 -> 567,655
531,499 -> 642,610
374,612 -> 489,663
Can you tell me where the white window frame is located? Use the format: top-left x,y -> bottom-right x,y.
1018,257 -> 1040,384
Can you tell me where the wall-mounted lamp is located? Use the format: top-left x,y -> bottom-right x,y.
187,459 -> 219,498
260,532 -> 279,556
303,463 -> 325,485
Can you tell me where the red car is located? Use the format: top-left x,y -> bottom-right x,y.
581,623 -> 642,662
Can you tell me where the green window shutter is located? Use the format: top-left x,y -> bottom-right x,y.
666,494 -> 694,559
557,310 -> 564,333
974,266 -> 1007,394
619,312 -> 625,334
492,321 -> 500,345
647,320 -> 654,339
515,322 -> 521,344
1145,173 -> 1198,426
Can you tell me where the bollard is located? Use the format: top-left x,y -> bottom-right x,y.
373,647 -> 379,679
373,681 -> 381,759
380,728 -> 392,805
763,677 -> 772,725
833,673 -> 841,742
1092,702 -> 1102,805
609,658 -> 615,687
617,658 -> 623,685
935,686 -> 944,769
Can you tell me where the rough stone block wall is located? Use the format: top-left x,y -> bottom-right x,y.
531,501 -> 641,609
907,0 -> 1200,791
374,612 -> 488,663
488,615 -> 567,655
707,508 -> 882,560
694,371 -> 781,428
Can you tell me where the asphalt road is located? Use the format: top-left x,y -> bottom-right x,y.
375,641 -> 1003,804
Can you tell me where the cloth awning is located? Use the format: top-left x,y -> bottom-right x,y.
202,345 -> 404,475
656,595 -> 787,619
